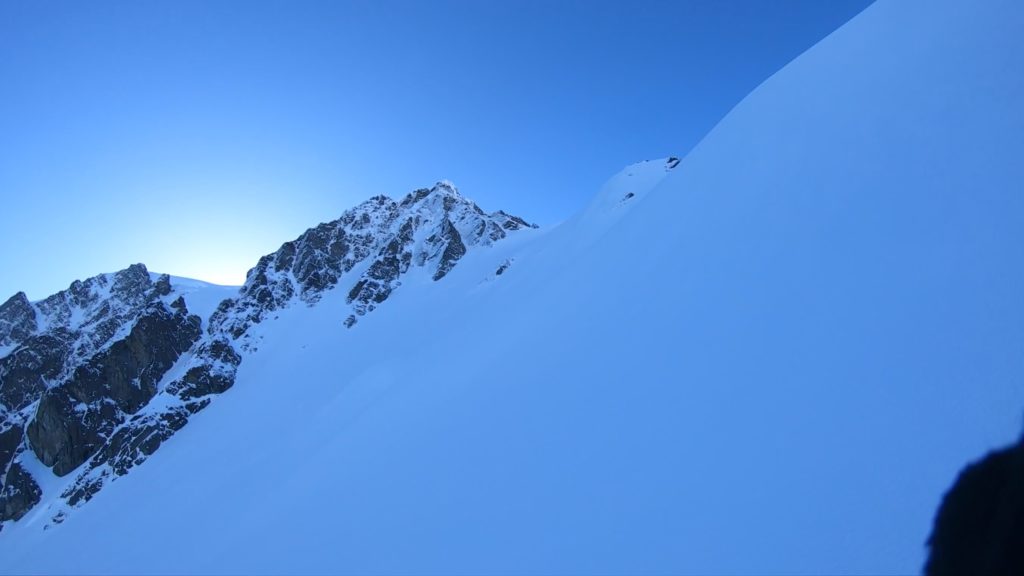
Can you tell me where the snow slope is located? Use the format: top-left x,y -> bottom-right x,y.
3,0 -> 1024,573
155,275 -> 239,326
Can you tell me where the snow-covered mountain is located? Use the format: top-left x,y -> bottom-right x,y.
0,267 -> 232,522
2,0 -> 1024,573
0,183 -> 535,530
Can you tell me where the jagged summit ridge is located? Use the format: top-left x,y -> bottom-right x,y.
0,264 -> 174,414
212,181 -> 536,337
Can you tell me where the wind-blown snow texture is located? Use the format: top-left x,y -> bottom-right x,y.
2,0 -> 1024,573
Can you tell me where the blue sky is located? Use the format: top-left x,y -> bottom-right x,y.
0,0 -> 871,299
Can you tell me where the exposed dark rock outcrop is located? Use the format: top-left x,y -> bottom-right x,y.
0,293 -> 37,349
430,218 -> 467,281
0,425 -> 22,472
925,437 -> 1024,576
26,389 -> 107,478
495,259 -> 513,276
166,337 -> 241,402
61,404 -> 195,507
341,183 -> 532,326
346,218 -> 416,319
0,423 -> 26,510
492,210 -> 536,233
35,264 -> 155,350
27,302 -> 201,476
0,265 -> 232,528
0,462 -> 41,522
0,330 -> 73,413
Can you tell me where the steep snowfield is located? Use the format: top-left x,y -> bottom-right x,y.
3,0 -> 1024,573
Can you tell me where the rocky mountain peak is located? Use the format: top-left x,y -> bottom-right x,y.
0,182 -> 536,531
398,181 -> 462,208
212,183 -> 536,337
433,179 -> 460,195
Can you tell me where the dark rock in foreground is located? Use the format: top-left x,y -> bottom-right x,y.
925,436 -> 1024,576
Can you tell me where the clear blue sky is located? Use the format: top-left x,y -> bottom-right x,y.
0,0 -> 871,299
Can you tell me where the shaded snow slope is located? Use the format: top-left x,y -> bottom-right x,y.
3,0 -> 1024,573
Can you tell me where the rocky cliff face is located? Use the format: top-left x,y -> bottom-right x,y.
0,183 -> 533,530
0,265 -> 200,524
27,302 -> 201,477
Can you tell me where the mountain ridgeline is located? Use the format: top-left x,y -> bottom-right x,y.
0,181 -> 535,528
